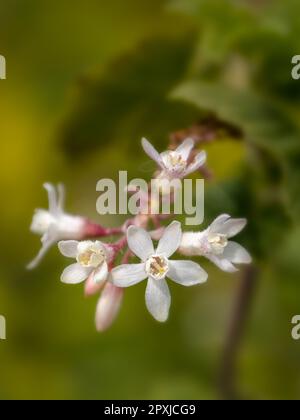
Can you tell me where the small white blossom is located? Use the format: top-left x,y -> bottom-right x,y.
28,183 -> 87,270
142,138 -> 206,180
111,221 -> 208,322
180,214 -> 252,273
58,240 -> 113,285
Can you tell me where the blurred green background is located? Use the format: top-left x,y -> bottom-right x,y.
1,0 -> 300,400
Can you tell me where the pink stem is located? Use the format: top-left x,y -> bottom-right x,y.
151,215 -> 162,229
111,236 -> 128,254
122,249 -> 133,264
84,220 -> 124,238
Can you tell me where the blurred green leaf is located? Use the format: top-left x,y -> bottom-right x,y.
59,33 -> 199,160
168,0 -> 300,101
172,81 -> 300,219
172,81 -> 299,152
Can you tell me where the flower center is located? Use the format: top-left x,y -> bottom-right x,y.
77,245 -> 106,268
208,233 -> 228,255
146,255 -> 169,280
164,152 -> 187,173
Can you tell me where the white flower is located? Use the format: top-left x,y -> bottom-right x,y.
27,183 -> 86,270
111,221 -> 208,322
58,240 -> 113,285
180,214 -> 252,273
142,138 -> 207,180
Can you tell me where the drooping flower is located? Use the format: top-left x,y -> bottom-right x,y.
28,183 -> 109,270
142,138 -> 207,180
58,240 -> 114,286
180,214 -> 252,273
111,221 -> 208,322
27,184 -> 88,270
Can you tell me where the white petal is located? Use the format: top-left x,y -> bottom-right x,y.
209,214 -> 231,234
94,262 -> 109,284
160,151 -> 171,167
141,138 -> 164,168
58,240 -> 79,258
219,218 -> 247,238
184,151 -> 207,176
223,241 -> 252,264
175,138 -> 194,160
30,209 -> 55,235
156,221 -> 182,258
111,264 -> 147,287
95,283 -> 124,332
44,183 -> 58,214
77,240 -> 94,254
57,183 -> 65,212
27,238 -> 55,270
168,260 -> 208,286
207,255 -> 239,273
127,226 -> 155,261
27,224 -> 60,270
61,263 -> 91,284
145,277 -> 171,322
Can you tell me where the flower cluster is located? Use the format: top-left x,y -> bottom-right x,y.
28,138 -> 251,331
111,221 -> 207,322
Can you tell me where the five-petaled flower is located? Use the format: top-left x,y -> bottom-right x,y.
28,184 -> 87,270
111,221 -> 208,322
180,214 -> 252,273
58,240 -> 114,285
142,138 -> 207,180
59,239 -> 124,332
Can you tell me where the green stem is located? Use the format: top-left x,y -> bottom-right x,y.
218,265 -> 259,400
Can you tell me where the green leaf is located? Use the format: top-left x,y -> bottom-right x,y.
59,33 -> 199,160
168,0 -> 300,102
171,81 -> 299,153
171,80 -> 300,257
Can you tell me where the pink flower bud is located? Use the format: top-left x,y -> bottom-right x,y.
95,283 -> 124,332
84,270 -> 106,297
